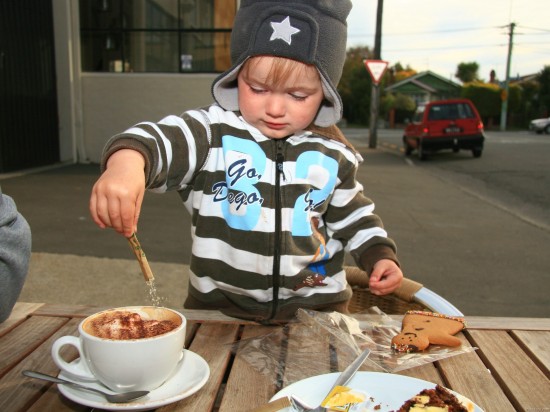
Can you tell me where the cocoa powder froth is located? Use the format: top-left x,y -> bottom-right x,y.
84,310 -> 179,340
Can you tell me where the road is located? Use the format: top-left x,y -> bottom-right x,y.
351,128 -> 550,231
342,127 -> 549,317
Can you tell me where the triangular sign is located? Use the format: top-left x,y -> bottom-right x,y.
364,60 -> 389,84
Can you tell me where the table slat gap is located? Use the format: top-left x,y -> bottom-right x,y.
397,362 -> 444,386
0,318 -> 81,411
0,316 -> 70,378
465,330 -> 523,412
465,316 -> 550,331
185,321 -> 201,348
0,303 -> 45,337
510,330 -> 550,379
467,329 -> 550,410
182,309 -> 258,324
436,333 -> 516,412
219,325 -> 279,411
32,304 -> 104,319
25,384 -> 89,412
283,323 -> 332,387
157,323 -> 240,411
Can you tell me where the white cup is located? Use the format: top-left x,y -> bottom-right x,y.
51,306 -> 186,392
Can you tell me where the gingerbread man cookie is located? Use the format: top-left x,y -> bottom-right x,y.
391,311 -> 465,353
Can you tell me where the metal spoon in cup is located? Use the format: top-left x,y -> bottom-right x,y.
22,370 -> 149,403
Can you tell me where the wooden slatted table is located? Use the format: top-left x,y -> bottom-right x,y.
0,303 -> 549,411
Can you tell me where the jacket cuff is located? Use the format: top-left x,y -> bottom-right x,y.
100,139 -> 153,185
359,244 -> 400,275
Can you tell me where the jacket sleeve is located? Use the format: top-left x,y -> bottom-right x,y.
324,153 -> 399,275
100,110 -> 211,192
0,188 -> 32,323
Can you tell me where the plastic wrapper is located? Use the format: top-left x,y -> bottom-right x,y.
230,307 -> 477,386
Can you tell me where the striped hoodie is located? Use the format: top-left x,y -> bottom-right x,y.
101,104 -> 398,323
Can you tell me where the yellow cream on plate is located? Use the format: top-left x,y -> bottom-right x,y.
320,386 -> 366,411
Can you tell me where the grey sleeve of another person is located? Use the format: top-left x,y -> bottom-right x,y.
0,187 -> 32,323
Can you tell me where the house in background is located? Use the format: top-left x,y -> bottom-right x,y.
385,71 -> 461,106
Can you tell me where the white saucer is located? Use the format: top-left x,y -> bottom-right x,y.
58,350 -> 209,411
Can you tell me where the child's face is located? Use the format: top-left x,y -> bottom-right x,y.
237,56 -> 324,139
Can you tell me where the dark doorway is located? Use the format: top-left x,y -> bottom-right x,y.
0,0 -> 59,173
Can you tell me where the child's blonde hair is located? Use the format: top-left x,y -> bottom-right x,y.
240,56 -> 320,88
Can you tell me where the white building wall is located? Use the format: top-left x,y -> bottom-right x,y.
81,73 -> 215,163
52,1 -> 218,165
52,0 -> 79,164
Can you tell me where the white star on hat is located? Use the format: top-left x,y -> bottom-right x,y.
270,16 -> 300,45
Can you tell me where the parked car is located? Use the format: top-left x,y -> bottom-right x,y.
403,98 -> 485,160
529,117 -> 550,134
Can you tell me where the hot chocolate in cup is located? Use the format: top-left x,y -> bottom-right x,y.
51,306 -> 186,392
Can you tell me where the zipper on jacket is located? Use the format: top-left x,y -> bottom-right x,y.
269,143 -> 285,320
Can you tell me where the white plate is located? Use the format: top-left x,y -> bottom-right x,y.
271,372 -> 483,412
58,350 -> 209,411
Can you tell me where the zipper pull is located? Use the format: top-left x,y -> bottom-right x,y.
276,153 -> 286,181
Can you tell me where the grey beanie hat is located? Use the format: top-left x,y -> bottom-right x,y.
211,0 -> 352,127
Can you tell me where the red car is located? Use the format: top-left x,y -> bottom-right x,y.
403,99 -> 485,160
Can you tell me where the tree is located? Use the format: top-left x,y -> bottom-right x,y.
389,93 -> 416,123
338,46 -> 374,125
390,63 -> 416,84
461,83 -> 501,128
506,82 -> 530,127
455,62 -> 480,83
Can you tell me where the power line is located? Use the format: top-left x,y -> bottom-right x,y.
381,40 -> 549,53
348,25 -> 497,38
517,24 -> 550,33
348,24 -> 550,40
383,44 -> 508,53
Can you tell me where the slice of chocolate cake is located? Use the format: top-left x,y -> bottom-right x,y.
396,385 -> 470,411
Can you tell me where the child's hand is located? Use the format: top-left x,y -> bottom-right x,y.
368,259 -> 403,295
89,149 -> 146,238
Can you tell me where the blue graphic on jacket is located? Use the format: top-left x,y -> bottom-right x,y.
291,151 -> 338,236
307,261 -> 327,275
212,136 -> 339,236
309,216 -> 329,267
213,136 -> 265,230
292,217 -> 331,291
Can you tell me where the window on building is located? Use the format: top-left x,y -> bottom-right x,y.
79,0 -> 236,73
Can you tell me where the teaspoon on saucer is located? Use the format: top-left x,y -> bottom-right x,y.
22,370 -> 149,403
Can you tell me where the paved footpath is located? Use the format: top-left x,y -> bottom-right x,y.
1,129 -> 549,317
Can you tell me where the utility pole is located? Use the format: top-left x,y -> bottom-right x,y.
500,22 -> 515,131
368,0 -> 383,148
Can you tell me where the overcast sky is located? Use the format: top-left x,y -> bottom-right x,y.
347,0 -> 550,83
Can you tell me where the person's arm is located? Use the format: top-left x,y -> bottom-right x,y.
325,149 -> 403,295
89,110 -> 212,237
0,188 -> 32,323
351,214 -> 403,296
90,149 -> 146,238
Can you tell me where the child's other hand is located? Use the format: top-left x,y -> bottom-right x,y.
89,149 -> 146,238
368,259 -> 403,295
